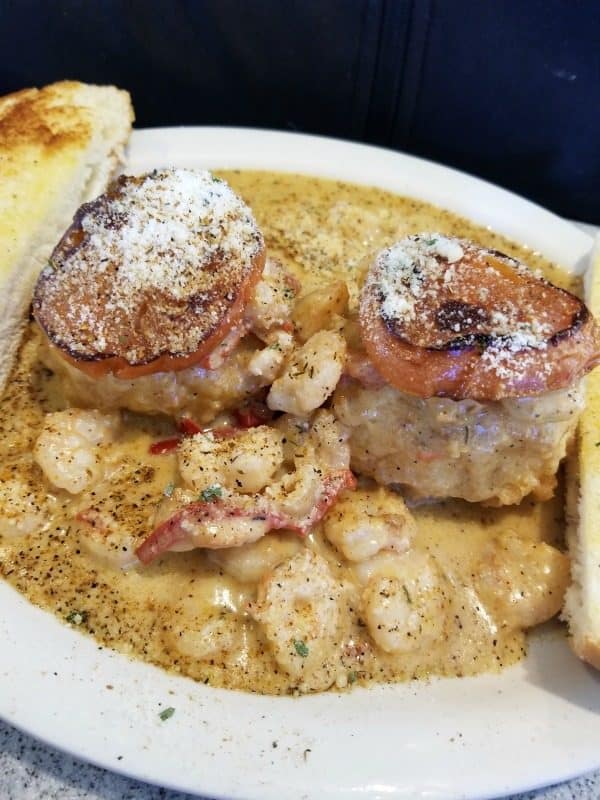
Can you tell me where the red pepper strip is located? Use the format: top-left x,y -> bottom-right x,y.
149,418 -> 203,454
177,417 -> 203,436
149,436 -> 181,455
234,403 -> 273,428
135,468 -> 357,564
135,500 -> 290,564
293,470 -> 357,533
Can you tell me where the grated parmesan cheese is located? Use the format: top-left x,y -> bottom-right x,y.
360,232 -> 588,398
34,169 -> 264,365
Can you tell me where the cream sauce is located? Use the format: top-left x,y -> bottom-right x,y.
0,171 -> 576,694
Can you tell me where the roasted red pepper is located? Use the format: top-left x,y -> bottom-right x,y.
149,437 -> 181,455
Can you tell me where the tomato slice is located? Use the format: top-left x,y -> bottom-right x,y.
359,235 -> 600,400
33,169 -> 265,379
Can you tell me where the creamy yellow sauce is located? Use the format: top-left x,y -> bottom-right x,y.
0,171 -> 577,694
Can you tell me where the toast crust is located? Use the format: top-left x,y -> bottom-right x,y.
0,80 -> 134,394
562,236 -> 600,669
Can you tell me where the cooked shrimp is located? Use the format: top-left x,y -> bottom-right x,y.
245,258 -> 299,340
207,532 -> 303,583
267,330 -> 346,416
475,532 -> 570,629
361,551 -> 450,654
0,471 -> 54,538
73,508 -> 141,570
351,550 -> 410,586
74,451 -> 173,569
323,487 -> 416,562
266,409 -> 355,529
250,550 -> 348,691
291,281 -> 348,343
34,409 -> 119,494
137,498 -> 290,562
169,613 -> 242,661
178,425 -> 284,495
136,410 -> 355,564
163,575 -> 249,661
247,330 -> 294,382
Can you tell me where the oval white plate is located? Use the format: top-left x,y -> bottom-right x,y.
1,128 -> 599,800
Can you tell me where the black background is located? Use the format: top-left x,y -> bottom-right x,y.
2,0 -> 599,222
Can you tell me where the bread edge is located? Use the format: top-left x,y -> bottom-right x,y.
562,234 -> 600,668
0,81 -> 134,395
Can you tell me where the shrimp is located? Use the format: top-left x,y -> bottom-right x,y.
475,531 -> 570,629
244,258 -> 299,340
73,507 -> 141,570
265,409 -> 355,528
249,550 -> 349,692
137,498 -> 290,561
323,487 -> 416,562
247,330 -> 294,382
136,410 -> 355,563
169,613 -> 242,661
267,330 -> 346,416
199,258 -> 298,371
178,425 -> 284,495
74,449 -> 175,570
0,468 -> 55,538
163,574 -> 249,661
291,281 -> 348,343
207,532 -> 303,583
361,551 -> 451,654
34,409 -> 120,494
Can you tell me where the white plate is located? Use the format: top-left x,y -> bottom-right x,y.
1,128 -> 599,800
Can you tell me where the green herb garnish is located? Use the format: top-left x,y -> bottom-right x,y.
65,610 -> 88,625
164,482 -> 175,498
200,485 -> 222,503
294,640 -> 309,658
424,238 -> 437,246
402,585 -> 412,604
347,670 -> 358,684
158,706 -> 175,721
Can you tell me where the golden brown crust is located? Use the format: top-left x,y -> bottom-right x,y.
33,169 -> 265,378
0,81 -> 95,154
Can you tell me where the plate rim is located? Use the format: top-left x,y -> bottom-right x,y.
1,125 -> 598,800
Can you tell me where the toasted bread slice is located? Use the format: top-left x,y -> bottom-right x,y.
563,235 -> 600,668
0,80 -> 133,393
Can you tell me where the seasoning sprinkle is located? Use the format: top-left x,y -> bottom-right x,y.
65,610 -> 88,625
200,485 -> 222,503
294,640 -> 309,658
